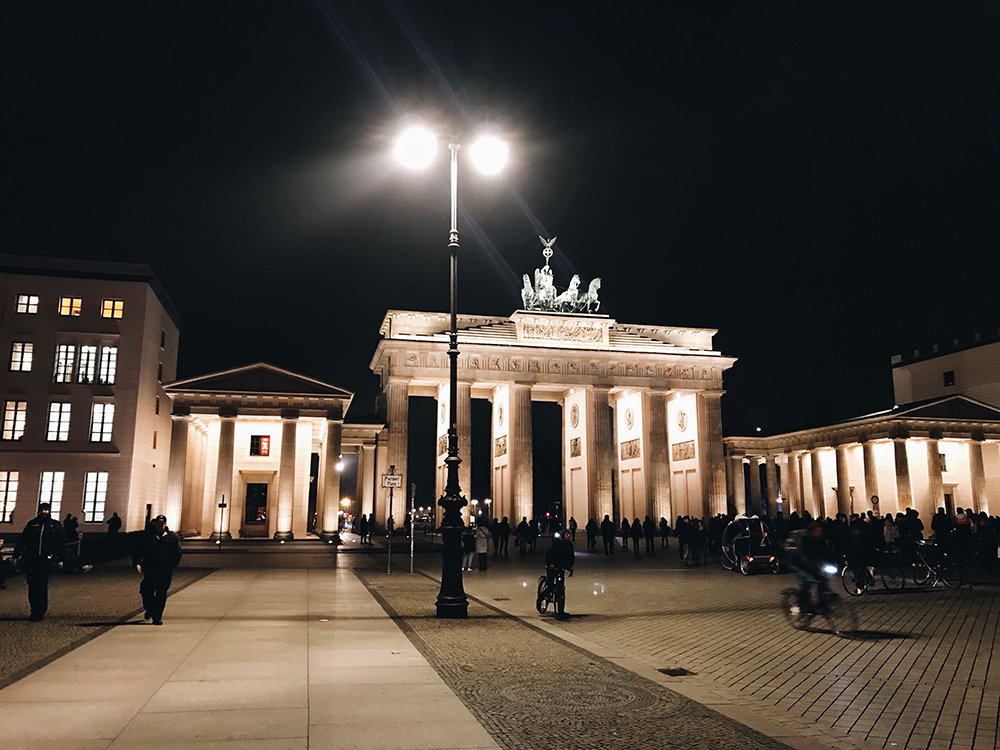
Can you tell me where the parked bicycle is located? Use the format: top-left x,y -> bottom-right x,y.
842,558 -> 906,596
911,540 -> 962,589
536,567 -> 571,618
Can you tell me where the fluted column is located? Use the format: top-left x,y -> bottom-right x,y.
644,391 -> 671,522
358,444 -> 376,521
834,445 -> 851,516
926,438 -> 944,512
457,382 -> 472,511
862,441 -> 879,510
587,387 -> 614,521
764,456 -> 778,516
893,438 -> 912,509
165,414 -> 190,529
730,457 -> 746,515
510,384 -> 533,523
747,457 -> 762,515
319,415 -> 343,541
274,413 -> 297,540
970,439 -> 987,513
810,449 -> 825,518
380,380 -> 409,529
211,414 -> 237,540
697,393 -> 726,517
784,454 -> 800,514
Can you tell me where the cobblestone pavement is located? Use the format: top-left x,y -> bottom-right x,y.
358,567 -> 796,750
427,544 -> 1000,750
0,561 -> 210,688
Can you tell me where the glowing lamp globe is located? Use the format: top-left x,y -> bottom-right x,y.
469,136 -> 509,174
395,128 -> 438,169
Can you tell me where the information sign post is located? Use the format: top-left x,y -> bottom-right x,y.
382,466 -> 402,574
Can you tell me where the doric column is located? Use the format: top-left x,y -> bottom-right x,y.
697,392 -> 727,517
373,429 -> 389,525
862,441 -> 879,510
747,457 -> 762,515
893,438 -> 912,509
810,449 -> 825,518
380,379 -> 409,528
784,454 -> 800,514
764,456 -> 778,515
357,444 -> 376,522
926,438 -> 944,512
211,413 -> 237,540
730,457 -> 746,515
970,439 -> 987,513
835,445 -> 851,516
274,412 -> 298,540
587,387 -> 614,521
319,413 -> 343,541
165,414 -> 190,529
643,391 -> 671,522
457,382 -> 472,508
510,384 -> 533,523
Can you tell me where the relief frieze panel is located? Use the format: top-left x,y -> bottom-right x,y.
620,438 -> 641,461
495,435 -> 508,457
570,437 -> 581,457
672,440 -> 696,461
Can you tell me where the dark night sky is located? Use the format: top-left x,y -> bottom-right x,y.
7,2 -> 1000,444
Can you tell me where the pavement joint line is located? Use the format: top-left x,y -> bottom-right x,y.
410,567 -> 876,750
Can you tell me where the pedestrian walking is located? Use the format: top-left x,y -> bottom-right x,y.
490,517 -> 500,555
600,515 -> 617,557
630,518 -> 642,557
517,517 -> 530,556
498,516 -> 511,555
106,512 -> 122,535
13,503 -> 65,622
568,517 -> 578,542
132,514 -> 182,626
643,516 -> 656,555
659,517 -> 671,548
621,517 -> 630,551
358,514 -> 370,545
462,525 -> 476,571
585,518 -> 599,550
476,520 -> 490,571
528,517 -> 539,552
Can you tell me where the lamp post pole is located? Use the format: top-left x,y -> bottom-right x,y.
436,138 -> 469,618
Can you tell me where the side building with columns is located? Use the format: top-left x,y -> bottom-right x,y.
163,363 -> 381,540
725,395 -> 1000,521
369,309 -> 737,528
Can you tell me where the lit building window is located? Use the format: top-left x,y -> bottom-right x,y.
78,345 -> 98,384
38,471 -> 64,515
250,435 -> 270,456
2,401 -> 27,440
54,344 -> 76,383
91,403 -> 114,442
98,346 -> 117,385
10,342 -> 33,372
82,472 -> 108,523
101,299 -> 124,318
59,297 -> 83,316
0,471 -> 18,522
46,403 -> 71,441
16,295 -> 39,314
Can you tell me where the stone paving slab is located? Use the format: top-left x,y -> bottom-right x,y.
430,543 -> 1000,750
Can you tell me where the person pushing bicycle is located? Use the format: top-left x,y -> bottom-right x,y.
544,528 -> 575,619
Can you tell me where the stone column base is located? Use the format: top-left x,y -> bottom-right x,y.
208,531 -> 232,541
318,530 -> 341,544
273,531 -> 294,541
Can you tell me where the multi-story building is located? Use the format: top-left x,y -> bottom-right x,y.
891,331 -> 1000,409
0,255 -> 180,533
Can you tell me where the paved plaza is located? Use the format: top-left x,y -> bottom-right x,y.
0,539 -> 996,750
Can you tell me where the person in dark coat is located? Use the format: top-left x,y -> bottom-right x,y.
630,518 -> 642,557
659,517 -> 671,548
490,517 -> 500,555
621,518 -> 631,551
133,514 -> 182,626
498,516 -> 511,555
517,517 -> 530,556
14,503 -> 65,621
585,518 -> 599,550
358,514 -> 369,546
643,516 -> 656,555
600,515 -> 617,557
106,512 -> 122,535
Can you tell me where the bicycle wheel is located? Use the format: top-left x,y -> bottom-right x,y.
536,576 -> 549,613
912,563 -> 930,586
842,565 -> 867,596
554,584 -> 565,618
820,593 -> 858,636
937,561 -> 962,589
780,589 -> 804,628
880,563 -> 905,590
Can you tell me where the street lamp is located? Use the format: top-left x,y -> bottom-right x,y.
396,125 -> 508,618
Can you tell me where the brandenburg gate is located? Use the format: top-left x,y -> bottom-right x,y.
367,244 -> 737,527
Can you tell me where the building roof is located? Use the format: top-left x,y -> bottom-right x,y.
166,363 -> 353,399
891,330 -> 1000,367
0,253 -> 182,329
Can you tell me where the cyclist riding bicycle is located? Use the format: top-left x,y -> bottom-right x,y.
789,522 -> 835,620
544,528 -> 575,619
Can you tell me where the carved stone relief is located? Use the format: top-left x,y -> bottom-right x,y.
570,437 -> 581,458
437,435 -> 447,456
620,438 -> 641,461
672,440 -> 695,461
495,435 -> 508,457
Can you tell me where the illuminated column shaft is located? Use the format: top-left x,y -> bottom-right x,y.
835,445 -> 851,516
765,456 -> 778,514
357,444 -> 375,520
810,449 -> 825,518
784,454 -> 800,514
748,457 -> 762,515
697,392 -> 726,517
383,380 -> 409,527
893,439 -> 912,509
212,414 -> 237,539
730,457 -> 746,515
926,438 -> 944,511
587,387 -> 614,521
644,391 -> 671,521
274,413 -> 297,540
510,384 -> 533,522
862,441 -> 879,509
320,416 -> 343,539
457,382 -> 472,512
970,440 -> 987,513
165,415 -> 190,528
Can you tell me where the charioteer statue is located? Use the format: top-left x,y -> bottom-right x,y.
521,236 -> 601,314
